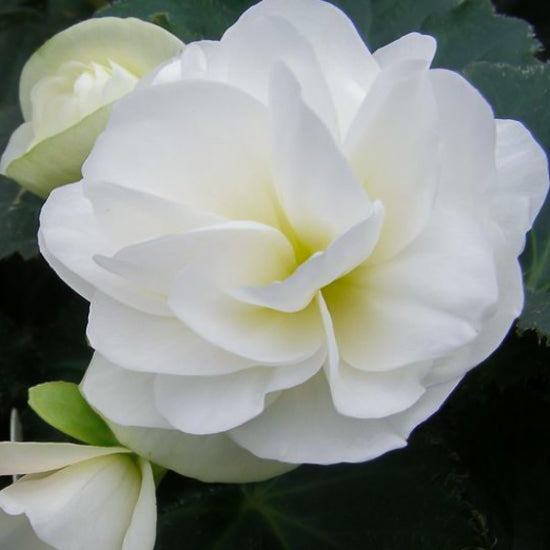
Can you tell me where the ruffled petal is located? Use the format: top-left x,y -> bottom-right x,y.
81,354 -> 171,429
108,423 -> 296,483
229,373 -> 406,464
38,182 -> 170,315
167,223 -> 324,364
222,11 -> 338,135
345,60 -> 439,261
491,119 -> 549,255
232,0 -> 378,132
327,207 -> 498,372
83,81 -> 280,227
318,295 -> 428,419
88,293 -> 254,376
154,347 -> 324,434
268,63 -> 373,252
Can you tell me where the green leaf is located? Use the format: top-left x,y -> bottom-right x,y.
0,176 -> 42,260
516,290 -> 550,344
155,431 -> 479,550
28,381 -> 119,447
423,0 -> 541,70
360,0 -> 459,51
96,0 -> 241,42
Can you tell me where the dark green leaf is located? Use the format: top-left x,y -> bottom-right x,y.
0,177 -> 42,260
361,0 -> 459,51
96,0 -> 241,42
516,290 -> 550,344
423,0 -> 541,70
156,431 -> 479,550
28,381 -> 119,446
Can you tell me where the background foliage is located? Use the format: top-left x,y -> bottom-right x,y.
1,0 -> 549,548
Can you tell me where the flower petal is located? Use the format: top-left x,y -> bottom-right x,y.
318,294 -> 428,419
234,0 -> 379,132
373,32 -> 436,69
428,68 -> 497,207
0,443 -> 128,476
154,347 -> 324,434
121,459 -> 156,550
0,454 -> 142,550
222,11 -> 338,136
492,119 -> 549,255
83,81 -> 280,227
39,182 -> 169,315
81,354 -> 171,429
268,63 -> 374,252
345,59 -> 439,261
167,223 -> 324,364
327,207 -> 499,372
108,423 -> 296,483
229,373 -> 407,464
0,511 -> 54,550
84,181 -> 223,248
88,293 -> 254,376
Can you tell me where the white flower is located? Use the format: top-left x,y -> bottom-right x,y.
39,0 -> 549,481
1,17 -> 183,197
0,443 -> 156,550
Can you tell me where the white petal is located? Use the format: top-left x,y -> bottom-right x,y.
346,60 -> 439,261
327,207 -> 499,372
84,181 -> 223,248
234,0 -> 379,132
318,294 -> 428,419
429,69 -> 497,208
154,347 -> 324,434
121,459 -> 156,550
387,378 -> 460,437
492,119 -> 549,255
0,511 -> 54,550
83,81 -> 280,227
81,354 -> 171,429
108,423 -> 296,483
268,63 -> 374,252
0,454 -> 141,550
424,233 -> 524,387
39,182 -> 170,315
229,373 -> 406,464
88,293 -> 254,376
168,223 -> 324,364
374,33 -> 436,68
236,204 -> 383,312
0,443 -> 128,476
222,11 -> 339,136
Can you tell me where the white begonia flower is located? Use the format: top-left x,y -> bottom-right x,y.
1,17 -> 183,197
0,443 -> 156,550
39,0 -> 549,480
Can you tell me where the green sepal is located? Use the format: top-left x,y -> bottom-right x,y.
28,381 -> 119,447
